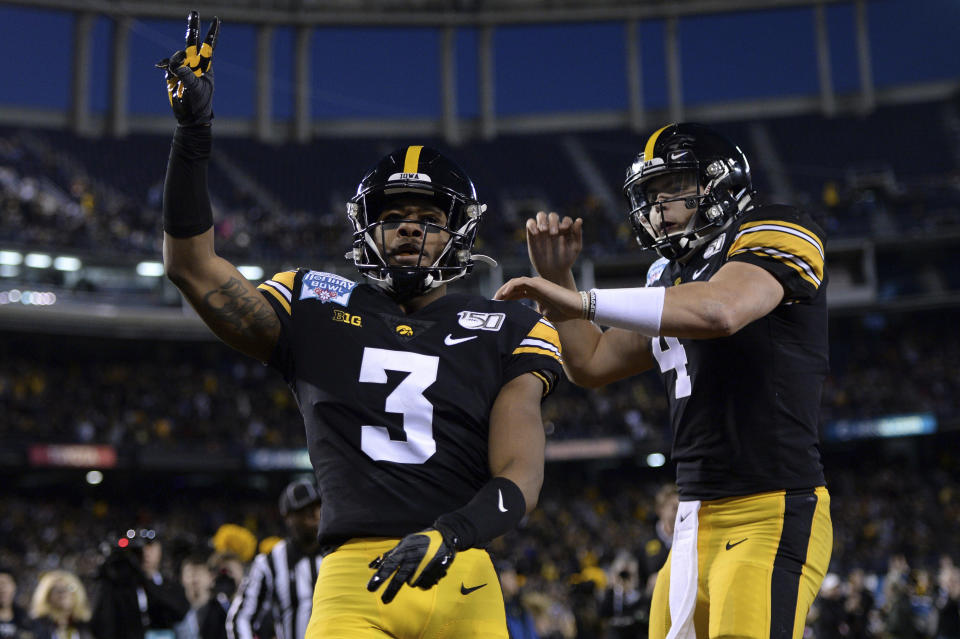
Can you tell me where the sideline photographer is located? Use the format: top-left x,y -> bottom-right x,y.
91,528 -> 189,639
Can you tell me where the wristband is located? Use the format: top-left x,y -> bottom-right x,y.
433,477 -> 526,551
162,125 -> 214,238
579,290 -> 589,319
591,286 -> 665,336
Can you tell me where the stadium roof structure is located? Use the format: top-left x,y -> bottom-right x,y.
5,0 -> 937,145
9,0 -> 851,24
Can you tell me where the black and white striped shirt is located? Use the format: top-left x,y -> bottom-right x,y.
226,539 -> 322,639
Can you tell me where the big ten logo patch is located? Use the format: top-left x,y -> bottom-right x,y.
332,309 -> 362,327
457,311 -> 505,332
395,324 -> 414,337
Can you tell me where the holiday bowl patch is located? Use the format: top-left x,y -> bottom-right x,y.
645,257 -> 669,287
300,271 -> 357,306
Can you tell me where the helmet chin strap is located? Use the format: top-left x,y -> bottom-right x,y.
380,268 -> 435,303
674,191 -> 753,263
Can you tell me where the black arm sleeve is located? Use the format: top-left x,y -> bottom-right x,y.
162,124 -> 214,238
433,476 -> 526,550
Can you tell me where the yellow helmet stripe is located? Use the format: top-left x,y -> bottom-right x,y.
403,145 -> 424,173
643,124 -> 673,162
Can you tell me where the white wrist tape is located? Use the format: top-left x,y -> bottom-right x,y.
591,286 -> 665,336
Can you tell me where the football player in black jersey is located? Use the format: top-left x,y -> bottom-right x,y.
496,123 -> 832,639
156,13 -> 563,639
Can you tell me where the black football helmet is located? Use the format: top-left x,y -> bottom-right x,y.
623,123 -> 754,260
347,145 -> 492,301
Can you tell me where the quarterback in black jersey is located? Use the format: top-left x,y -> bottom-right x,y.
157,14 -> 562,639
497,123 -> 832,639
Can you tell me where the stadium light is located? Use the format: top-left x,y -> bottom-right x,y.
237,265 -> 264,281
53,256 -> 82,271
136,261 -> 165,277
646,452 -> 666,467
86,470 -> 104,485
0,250 -> 22,265
0,265 -> 18,278
24,253 -> 52,268
0,290 -> 57,305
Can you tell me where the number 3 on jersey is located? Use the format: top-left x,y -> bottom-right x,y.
652,336 -> 692,399
358,347 -> 439,464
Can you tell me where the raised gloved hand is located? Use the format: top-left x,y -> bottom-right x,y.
366,527 -> 458,603
155,11 -> 220,126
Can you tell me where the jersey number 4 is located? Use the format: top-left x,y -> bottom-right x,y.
651,336 -> 692,399
358,347 -> 439,464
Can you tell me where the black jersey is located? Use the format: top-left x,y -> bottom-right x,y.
257,270 -> 563,546
646,204 -> 828,500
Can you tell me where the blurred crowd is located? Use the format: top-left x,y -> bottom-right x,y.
3,308 -> 960,449
0,486 -> 280,639
487,459 -> 960,639
0,335 -> 304,451
2,459 -> 960,639
0,133 -> 158,257
3,112 -> 960,269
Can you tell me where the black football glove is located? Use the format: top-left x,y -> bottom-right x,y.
155,11 -> 220,126
366,527 -> 458,604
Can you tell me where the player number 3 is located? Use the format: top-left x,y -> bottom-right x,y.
358,347 -> 439,464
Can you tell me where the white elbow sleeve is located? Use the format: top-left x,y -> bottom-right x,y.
589,286 -> 665,336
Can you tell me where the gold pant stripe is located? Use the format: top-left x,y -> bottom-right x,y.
307,538 -> 507,639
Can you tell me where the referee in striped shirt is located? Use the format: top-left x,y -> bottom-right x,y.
227,480 -> 323,639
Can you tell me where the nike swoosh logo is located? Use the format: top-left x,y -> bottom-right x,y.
461,583 -> 487,595
497,489 -> 508,513
444,334 -> 478,346
725,538 -> 748,550
692,264 -> 710,280
679,512 -> 690,522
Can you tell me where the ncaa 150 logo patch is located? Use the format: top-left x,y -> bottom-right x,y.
300,271 -> 357,307
457,311 -> 505,331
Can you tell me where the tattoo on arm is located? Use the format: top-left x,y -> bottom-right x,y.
201,276 -> 278,339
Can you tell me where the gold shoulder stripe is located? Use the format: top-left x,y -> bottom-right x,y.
736,220 -> 824,254
267,270 -> 297,292
526,321 -> 562,353
730,248 -> 820,288
512,346 -> 563,363
728,229 -> 823,272
403,145 -> 424,173
258,284 -> 292,315
644,124 -> 673,162
728,229 -> 824,283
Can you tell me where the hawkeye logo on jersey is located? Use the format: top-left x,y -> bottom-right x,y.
457,311 -> 505,332
332,309 -> 362,327
396,324 -> 414,336
300,271 -> 357,306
